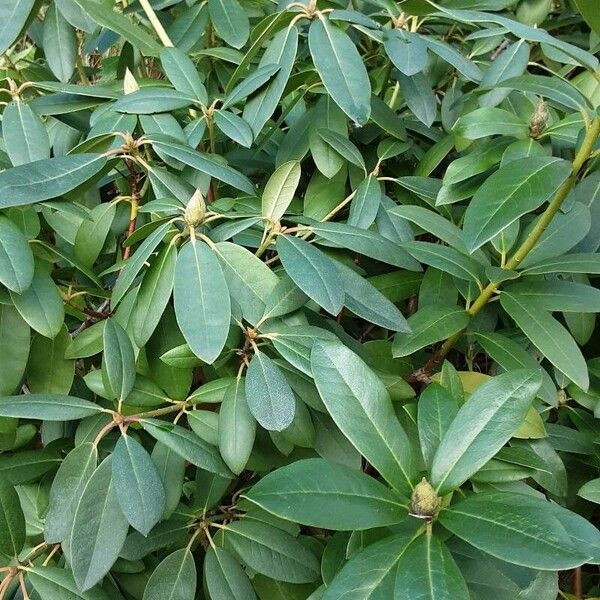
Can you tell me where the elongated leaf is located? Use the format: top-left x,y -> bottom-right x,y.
418,383 -> 459,469
276,234 -> 344,315
43,4 -> 76,83
0,0 -> 35,54
245,458 -> 407,530
439,492 -> 590,570
223,64 -> 280,109
500,292 -> 588,390
208,0 -> 249,49
224,520 -> 320,584
204,546 -> 256,600
431,369 -> 542,495
308,18 -> 371,125
132,242 -> 176,347
395,534 -> 470,600
160,47 -> 207,104
504,280 -> 600,313
218,378 -> 255,475
174,241 -> 231,364
0,394 -> 102,421
151,140 -> 254,194
112,435 -> 166,536
311,340 -> 415,495
262,160 -> 301,222
214,241 -> 278,324
72,0 -> 162,56
384,29 -> 428,76
214,110 -> 253,147
70,456 -> 129,591
3,101 -> 50,166
0,475 -> 25,557
464,156 -> 571,252
29,567 -> 110,600
0,215 -> 34,293
313,221 -> 421,271
141,418 -> 232,477
323,533 -> 414,600
142,549 -> 196,600
45,442 -> 98,543
113,88 -> 195,114
0,154 -> 107,209
393,305 -> 469,358
0,304 -> 29,396
102,319 -> 136,403
245,352 -> 295,432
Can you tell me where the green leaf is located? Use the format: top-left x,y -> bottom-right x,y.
393,305 -> 469,358
401,241 -> 484,282
3,101 -> 50,166
27,325 -> 74,394
214,110 -> 254,147
503,280 -> 600,313
336,262 -> 411,332
573,0 -> 600,35
151,140 -> 255,194
204,546 -> 256,600
102,319 -> 136,403
276,234 -> 344,315
384,29 -> 428,76
473,331 -> 556,405
214,241 -> 279,325
522,253 -> 600,275
70,456 -> 129,591
0,0 -> 35,54
45,442 -> 98,543
132,242 -> 176,347
208,0 -> 249,49
243,26 -> 298,136
245,351 -> 295,432
112,435 -> 166,536
317,130 -> 366,171
453,107 -> 528,140
0,475 -> 25,557
312,222 -> 421,271
0,304 -> 30,395
224,520 -> 320,584
0,154 -> 107,209
112,220 -> 172,307
423,35 -> 482,82
500,292 -> 589,390
143,547 -> 196,600
431,369 -> 542,495
71,0 -> 162,56
311,340 -> 416,495
579,478 -> 600,504
245,458 -> 407,530
174,241 -> 231,364
0,394 -> 102,421
113,88 -> 195,114
463,157 -> 571,252
43,4 -> 76,83
218,378 -> 256,475
29,567 -> 110,600
141,418 -> 232,477
322,533 -> 414,600
262,160 -> 301,222
395,534 -> 470,600
160,47 -> 208,104
223,64 -> 280,109
308,18 -> 371,125
397,72 -> 437,127
418,383 -> 459,469
0,215 -> 34,293
439,492 -> 590,570
348,175 -> 381,229
10,263 -> 63,338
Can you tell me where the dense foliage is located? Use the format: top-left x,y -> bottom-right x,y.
0,0 -> 599,598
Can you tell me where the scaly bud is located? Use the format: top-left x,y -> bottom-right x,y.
410,478 -> 441,519
184,189 -> 206,227
529,98 -> 549,139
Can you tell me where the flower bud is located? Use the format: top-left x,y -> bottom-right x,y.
410,478 -> 441,519
184,189 -> 206,227
529,98 -> 549,139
